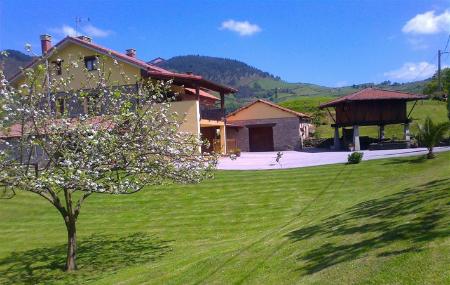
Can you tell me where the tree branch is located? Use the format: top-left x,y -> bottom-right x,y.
74,191 -> 92,219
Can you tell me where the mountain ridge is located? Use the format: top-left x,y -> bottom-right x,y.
1,50 -> 429,111
0,49 -> 35,79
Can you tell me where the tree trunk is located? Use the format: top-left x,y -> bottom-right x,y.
427,147 -> 434,159
65,218 -> 77,271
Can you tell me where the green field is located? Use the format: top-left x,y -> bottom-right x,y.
280,98 -> 449,139
1,153 -> 449,284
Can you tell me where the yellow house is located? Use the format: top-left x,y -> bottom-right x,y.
9,35 -> 237,153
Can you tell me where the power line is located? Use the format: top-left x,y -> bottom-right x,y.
438,34 -> 450,91
444,34 -> 450,52
440,34 -> 450,62
409,53 -> 438,83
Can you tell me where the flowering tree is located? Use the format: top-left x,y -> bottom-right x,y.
0,52 -> 216,271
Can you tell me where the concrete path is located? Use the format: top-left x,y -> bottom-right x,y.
218,146 -> 450,170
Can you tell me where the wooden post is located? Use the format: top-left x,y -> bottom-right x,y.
353,125 -> 360,151
333,127 -> 340,150
404,123 -> 410,147
220,92 -> 225,110
195,85 -> 200,98
379,125 -> 385,141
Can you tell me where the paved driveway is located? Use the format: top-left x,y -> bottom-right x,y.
217,146 -> 450,170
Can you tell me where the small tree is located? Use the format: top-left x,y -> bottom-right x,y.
0,53 -> 216,271
416,117 -> 450,159
423,68 -> 450,120
423,68 -> 450,97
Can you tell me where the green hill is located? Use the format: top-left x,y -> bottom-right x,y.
0,49 -> 35,78
157,55 -> 279,87
156,55 -> 429,111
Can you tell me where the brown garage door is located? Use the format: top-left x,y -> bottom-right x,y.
249,126 -> 274,152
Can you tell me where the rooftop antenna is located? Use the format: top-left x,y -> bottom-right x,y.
75,17 -> 90,36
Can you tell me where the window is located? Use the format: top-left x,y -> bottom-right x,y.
84,56 -> 97,71
83,95 -> 99,114
52,60 -> 63,75
56,97 -> 65,116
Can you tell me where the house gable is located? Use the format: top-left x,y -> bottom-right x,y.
56,42 -> 141,86
13,41 -> 143,89
227,101 -> 298,121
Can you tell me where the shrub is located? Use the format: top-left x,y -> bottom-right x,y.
348,152 -> 364,164
416,116 -> 450,159
229,148 -> 241,157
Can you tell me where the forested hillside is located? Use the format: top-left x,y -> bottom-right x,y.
0,49 -> 35,78
157,55 -> 279,87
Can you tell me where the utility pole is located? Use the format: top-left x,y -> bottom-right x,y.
75,17 -> 90,37
438,49 -> 450,92
438,49 -> 441,91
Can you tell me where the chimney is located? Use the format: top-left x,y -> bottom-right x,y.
126,48 -> 136,58
77,35 -> 92,43
40,34 -> 52,55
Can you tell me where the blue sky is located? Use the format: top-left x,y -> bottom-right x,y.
1,0 -> 450,86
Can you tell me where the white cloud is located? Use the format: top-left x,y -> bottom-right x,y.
384,62 -> 436,81
220,20 -> 261,36
50,24 -> 113,38
82,24 -> 113,38
402,10 -> 450,34
407,37 -> 429,50
50,25 -> 77,37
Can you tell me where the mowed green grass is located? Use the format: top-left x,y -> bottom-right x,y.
280,98 -> 448,139
1,153 -> 449,284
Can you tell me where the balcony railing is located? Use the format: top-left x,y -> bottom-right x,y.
200,107 -> 225,121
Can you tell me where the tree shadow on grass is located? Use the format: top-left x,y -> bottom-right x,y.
0,232 -> 172,284
381,155 -> 428,165
286,178 -> 450,274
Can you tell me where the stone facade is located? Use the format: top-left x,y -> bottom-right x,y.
227,117 -> 309,151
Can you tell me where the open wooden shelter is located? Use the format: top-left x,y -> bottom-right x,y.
319,88 -> 427,150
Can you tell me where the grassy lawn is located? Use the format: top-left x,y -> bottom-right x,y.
280,98 -> 448,139
0,153 -> 449,284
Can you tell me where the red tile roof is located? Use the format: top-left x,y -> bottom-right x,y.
8,36 -> 237,94
319,88 -> 427,108
185,88 -> 219,100
0,116 -> 113,139
227,99 -> 311,119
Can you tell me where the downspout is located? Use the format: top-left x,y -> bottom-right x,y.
221,92 -> 227,154
195,85 -> 201,152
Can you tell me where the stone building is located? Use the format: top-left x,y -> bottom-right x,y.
226,100 -> 311,152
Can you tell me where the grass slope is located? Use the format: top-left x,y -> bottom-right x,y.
0,153 -> 449,284
280,98 -> 448,139
237,78 -> 428,103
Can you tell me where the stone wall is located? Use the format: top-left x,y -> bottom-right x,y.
227,117 -> 304,151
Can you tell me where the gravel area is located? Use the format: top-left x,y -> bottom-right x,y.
217,146 -> 450,170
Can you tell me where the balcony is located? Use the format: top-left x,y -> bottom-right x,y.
200,107 -> 225,121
